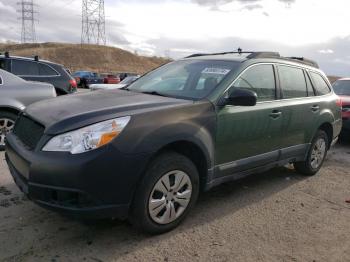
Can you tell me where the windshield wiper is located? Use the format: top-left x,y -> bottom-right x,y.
141,91 -> 167,97
120,86 -> 130,91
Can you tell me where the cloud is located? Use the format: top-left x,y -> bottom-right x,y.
145,35 -> 350,77
243,4 -> 263,10
1,0 -> 349,76
192,0 -> 260,6
278,0 -> 296,3
318,49 -> 334,54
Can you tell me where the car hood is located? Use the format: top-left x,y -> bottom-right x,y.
90,84 -> 124,90
25,89 -> 192,134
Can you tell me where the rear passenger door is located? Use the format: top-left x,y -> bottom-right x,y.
277,65 -> 319,157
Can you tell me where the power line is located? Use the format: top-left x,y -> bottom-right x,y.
81,0 -> 106,45
17,0 -> 38,43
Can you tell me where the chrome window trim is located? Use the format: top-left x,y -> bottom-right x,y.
220,62 -> 333,106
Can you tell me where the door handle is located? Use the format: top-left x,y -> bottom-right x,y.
269,110 -> 282,119
311,105 -> 320,112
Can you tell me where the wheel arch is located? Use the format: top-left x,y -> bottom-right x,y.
318,122 -> 333,149
151,140 -> 210,190
0,105 -> 22,116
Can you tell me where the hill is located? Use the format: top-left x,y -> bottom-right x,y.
0,42 -> 170,74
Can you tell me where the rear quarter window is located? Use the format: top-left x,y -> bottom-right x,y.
0,59 -> 5,70
39,63 -> 59,76
310,72 -> 331,95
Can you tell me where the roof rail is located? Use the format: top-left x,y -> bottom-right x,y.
286,57 -> 319,68
185,51 -> 280,59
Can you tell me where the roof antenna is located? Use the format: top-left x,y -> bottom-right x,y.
237,47 -> 242,55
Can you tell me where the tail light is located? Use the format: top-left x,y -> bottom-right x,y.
75,77 -> 80,85
336,97 -> 342,107
69,79 -> 77,90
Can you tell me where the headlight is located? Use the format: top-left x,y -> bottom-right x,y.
42,116 -> 130,154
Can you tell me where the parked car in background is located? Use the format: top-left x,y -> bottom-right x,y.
90,75 -> 140,91
119,72 -> 139,81
0,52 -> 77,95
5,51 -> 341,234
333,78 -> 350,135
100,73 -> 120,84
73,71 -> 104,88
0,69 -> 56,150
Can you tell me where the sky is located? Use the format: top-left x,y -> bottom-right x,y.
1,0 -> 350,76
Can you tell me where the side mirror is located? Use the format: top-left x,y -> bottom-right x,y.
225,88 -> 257,106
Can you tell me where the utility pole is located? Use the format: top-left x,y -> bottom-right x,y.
17,0 -> 37,43
81,0 -> 106,45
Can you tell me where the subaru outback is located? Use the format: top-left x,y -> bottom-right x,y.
5,51 -> 342,234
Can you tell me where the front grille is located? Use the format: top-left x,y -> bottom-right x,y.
13,115 -> 45,150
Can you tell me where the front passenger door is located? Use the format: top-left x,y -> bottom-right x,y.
215,64 -> 284,177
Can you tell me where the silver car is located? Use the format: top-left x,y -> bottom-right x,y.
0,69 -> 56,149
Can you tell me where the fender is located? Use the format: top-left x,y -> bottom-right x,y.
114,101 -> 217,171
0,98 -> 25,113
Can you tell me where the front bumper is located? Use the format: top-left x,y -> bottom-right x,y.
5,133 -> 151,219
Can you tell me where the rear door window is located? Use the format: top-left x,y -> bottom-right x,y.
233,64 -> 276,102
12,59 -> 39,76
305,72 -> 315,96
278,65 -> 307,99
0,59 -> 5,70
309,72 -> 331,95
39,63 -> 59,76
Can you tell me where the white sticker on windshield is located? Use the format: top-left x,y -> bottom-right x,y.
202,68 -> 230,75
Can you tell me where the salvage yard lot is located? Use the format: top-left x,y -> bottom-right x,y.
1,143 -> 350,261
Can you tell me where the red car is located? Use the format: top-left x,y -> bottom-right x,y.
101,73 -> 120,84
333,78 -> 350,134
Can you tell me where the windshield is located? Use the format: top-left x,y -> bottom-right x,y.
333,80 -> 350,96
128,60 -> 239,100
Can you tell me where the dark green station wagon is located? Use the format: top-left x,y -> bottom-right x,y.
6,51 -> 342,234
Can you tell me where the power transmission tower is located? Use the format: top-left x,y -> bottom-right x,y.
81,0 -> 106,45
17,0 -> 38,43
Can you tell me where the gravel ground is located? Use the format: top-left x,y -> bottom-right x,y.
0,142 -> 350,262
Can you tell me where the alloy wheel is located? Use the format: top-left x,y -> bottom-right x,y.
148,170 -> 192,225
310,138 -> 326,169
0,118 -> 15,146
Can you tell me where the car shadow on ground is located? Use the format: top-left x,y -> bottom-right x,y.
0,158 -> 309,261
45,166 -> 306,259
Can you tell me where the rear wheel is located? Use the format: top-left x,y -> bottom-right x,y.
294,130 -> 329,176
130,152 -> 199,234
0,111 -> 17,151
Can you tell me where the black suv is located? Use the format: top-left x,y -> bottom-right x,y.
0,52 -> 77,95
5,51 -> 341,234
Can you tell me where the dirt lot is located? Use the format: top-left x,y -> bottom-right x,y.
0,142 -> 350,262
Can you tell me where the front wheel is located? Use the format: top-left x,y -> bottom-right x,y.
294,130 -> 329,176
0,111 -> 17,151
130,152 -> 199,234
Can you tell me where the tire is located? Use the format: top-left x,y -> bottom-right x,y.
130,152 -> 199,234
294,130 -> 329,176
0,111 -> 17,151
